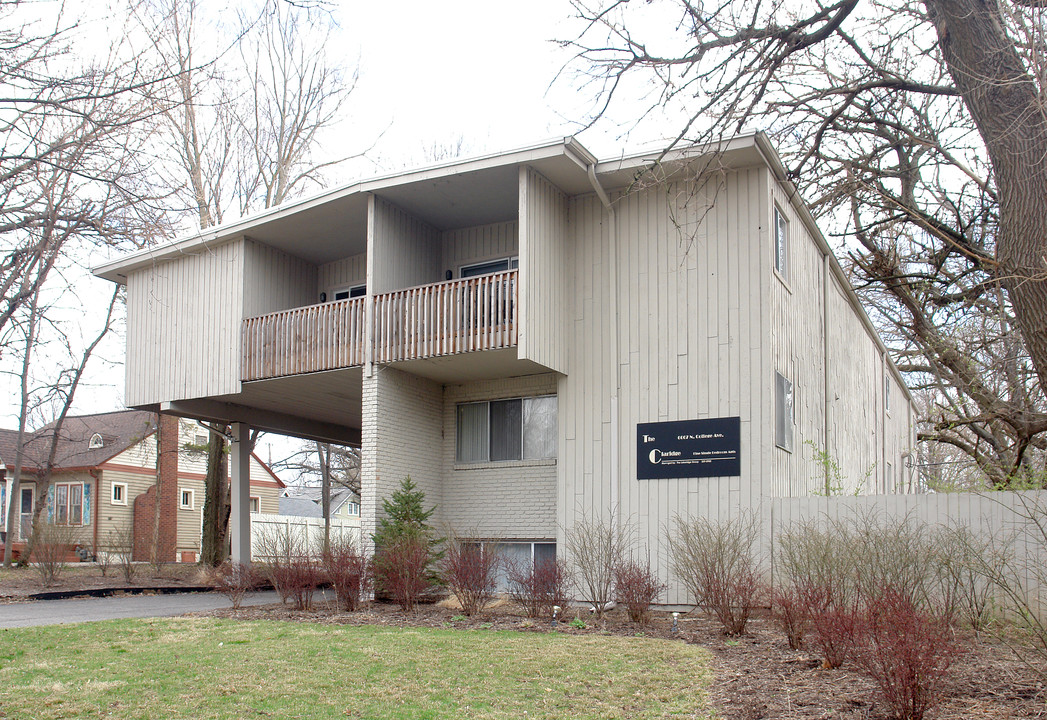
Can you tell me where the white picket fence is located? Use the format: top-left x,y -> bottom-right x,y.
250,513 -> 362,560
759,490 -> 1047,617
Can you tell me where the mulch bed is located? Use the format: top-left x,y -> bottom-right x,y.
202,595 -> 1046,719
0,563 -> 207,600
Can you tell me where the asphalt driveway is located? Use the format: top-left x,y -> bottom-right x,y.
0,590 -> 280,628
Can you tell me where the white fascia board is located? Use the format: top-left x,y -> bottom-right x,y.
93,137 -> 592,284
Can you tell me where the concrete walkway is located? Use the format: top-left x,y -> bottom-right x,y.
0,590 -> 280,629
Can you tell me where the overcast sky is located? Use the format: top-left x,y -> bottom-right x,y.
0,0 -> 674,463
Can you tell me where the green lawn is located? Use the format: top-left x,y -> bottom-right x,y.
0,618 -> 713,719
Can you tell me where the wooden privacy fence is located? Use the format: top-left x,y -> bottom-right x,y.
240,270 -> 519,380
373,270 -> 518,363
241,298 -> 365,381
250,513 -> 361,560
757,491 -> 1047,618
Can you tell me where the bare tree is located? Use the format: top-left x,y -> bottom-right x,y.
566,0 -> 1047,486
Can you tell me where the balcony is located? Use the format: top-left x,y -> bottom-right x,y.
242,297 -> 366,381
241,270 -> 518,382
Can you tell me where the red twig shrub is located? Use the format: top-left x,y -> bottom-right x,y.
211,561 -> 258,610
373,534 -> 433,612
668,512 -> 763,635
801,583 -> 857,668
770,584 -> 809,650
507,555 -> 571,619
442,540 -> 501,616
273,557 -> 320,610
852,587 -> 965,720
614,559 -> 666,624
322,539 -> 372,612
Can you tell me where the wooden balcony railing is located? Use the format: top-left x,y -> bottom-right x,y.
242,297 -> 366,381
241,270 -> 518,381
373,269 -> 518,363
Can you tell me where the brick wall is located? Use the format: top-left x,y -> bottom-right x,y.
441,374 -> 559,539
361,367 -> 444,552
130,413 -> 179,562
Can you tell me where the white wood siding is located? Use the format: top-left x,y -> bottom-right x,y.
124,239 -> 245,406
370,197 -> 440,294
440,221 -> 518,273
319,253 -> 367,295
559,169 -> 773,604
519,167 -> 569,374
242,239 -> 318,317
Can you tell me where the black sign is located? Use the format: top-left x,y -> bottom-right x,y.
637,417 -> 741,479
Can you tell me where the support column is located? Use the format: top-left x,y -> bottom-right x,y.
230,422 -> 252,566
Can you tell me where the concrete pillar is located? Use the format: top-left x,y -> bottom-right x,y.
230,422 -> 252,566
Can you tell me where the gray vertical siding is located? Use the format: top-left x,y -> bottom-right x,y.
370,197 -> 440,293
440,221 -> 518,272
242,239 -> 318,317
318,253 -> 367,296
125,239 -> 245,406
519,168 -> 569,374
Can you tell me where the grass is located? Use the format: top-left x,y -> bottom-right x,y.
0,618 -> 713,719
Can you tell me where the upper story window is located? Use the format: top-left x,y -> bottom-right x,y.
89,433 -> 104,449
460,257 -> 518,278
250,497 -> 260,514
347,501 -> 360,516
333,284 -> 366,300
775,371 -> 794,453
884,374 -> 891,415
456,395 -> 557,463
180,488 -> 195,510
111,482 -> 128,506
773,206 -> 788,280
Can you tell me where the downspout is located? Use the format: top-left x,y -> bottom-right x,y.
823,254 -> 832,494
586,164 -> 621,521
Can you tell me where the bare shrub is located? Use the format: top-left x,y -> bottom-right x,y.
273,557 -> 320,610
254,522 -> 311,604
211,561 -> 258,610
614,557 -> 666,624
668,512 -> 762,635
932,523 -> 1008,631
95,530 -> 116,578
322,537 -> 372,612
111,523 -> 137,583
770,584 -> 808,650
441,537 -> 502,617
851,587 -> 966,720
373,534 -> 433,613
32,522 -> 81,587
564,511 -> 631,619
507,555 -> 571,619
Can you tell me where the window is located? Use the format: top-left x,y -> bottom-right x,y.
773,206 -> 788,280
884,374 -> 891,415
89,433 -> 104,449
179,489 -> 194,510
775,372 -> 794,453
456,396 -> 557,463
333,284 -> 366,301
193,431 -> 208,446
111,482 -> 127,506
460,257 -> 518,278
54,483 -> 84,525
250,497 -> 260,514
347,502 -> 360,516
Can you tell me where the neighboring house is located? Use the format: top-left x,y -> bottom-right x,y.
93,133 -> 915,600
279,486 -> 361,523
0,410 -> 285,562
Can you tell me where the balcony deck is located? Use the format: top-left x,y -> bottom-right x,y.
241,270 -> 518,382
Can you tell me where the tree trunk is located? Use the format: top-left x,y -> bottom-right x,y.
926,0 -> 1047,397
199,428 -> 229,566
